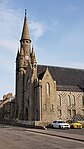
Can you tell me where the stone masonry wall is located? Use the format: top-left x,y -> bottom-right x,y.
56,91 -> 84,121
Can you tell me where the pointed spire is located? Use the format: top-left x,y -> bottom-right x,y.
31,45 -> 35,59
32,45 -> 34,55
33,55 -> 37,64
31,45 -> 37,65
21,9 -> 30,41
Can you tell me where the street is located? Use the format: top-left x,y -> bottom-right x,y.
0,125 -> 84,149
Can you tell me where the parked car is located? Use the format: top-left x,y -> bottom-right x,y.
68,121 -> 82,129
51,120 -> 70,129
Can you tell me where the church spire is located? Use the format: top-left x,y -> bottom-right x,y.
20,10 -> 31,57
21,9 -> 31,41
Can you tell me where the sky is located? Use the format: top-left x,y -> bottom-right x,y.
0,0 -> 84,99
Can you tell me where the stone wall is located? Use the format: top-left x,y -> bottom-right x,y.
56,91 -> 84,121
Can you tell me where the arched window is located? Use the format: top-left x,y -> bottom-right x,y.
58,95 -> 61,106
68,95 -> 71,106
72,95 -> 75,106
46,82 -> 50,95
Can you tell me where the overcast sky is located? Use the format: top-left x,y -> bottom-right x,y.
0,0 -> 84,99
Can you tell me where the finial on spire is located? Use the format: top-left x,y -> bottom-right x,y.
25,9 -> 27,17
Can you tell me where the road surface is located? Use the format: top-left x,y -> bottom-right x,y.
0,125 -> 84,149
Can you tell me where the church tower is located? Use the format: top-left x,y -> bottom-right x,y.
15,10 -> 37,120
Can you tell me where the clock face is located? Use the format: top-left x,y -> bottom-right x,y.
25,56 -> 30,61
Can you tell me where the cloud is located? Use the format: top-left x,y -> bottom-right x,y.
0,3 -> 23,54
30,21 -> 46,41
0,2 -> 22,98
0,8 -> 22,37
29,19 -> 58,42
0,38 -> 18,54
0,0 -> 8,7
0,2 -> 47,49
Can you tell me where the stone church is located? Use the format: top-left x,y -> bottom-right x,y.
15,11 -> 84,126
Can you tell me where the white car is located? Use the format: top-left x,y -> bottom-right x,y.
51,120 -> 70,129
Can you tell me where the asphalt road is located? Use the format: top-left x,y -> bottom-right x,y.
0,125 -> 84,149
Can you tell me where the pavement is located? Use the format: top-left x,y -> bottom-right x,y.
25,128 -> 84,142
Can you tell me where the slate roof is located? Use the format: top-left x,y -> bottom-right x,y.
37,65 -> 84,92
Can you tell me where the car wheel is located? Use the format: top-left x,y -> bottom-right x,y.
59,125 -> 61,129
70,125 -> 74,129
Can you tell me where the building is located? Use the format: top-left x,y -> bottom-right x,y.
15,11 -> 84,126
0,93 -> 15,124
